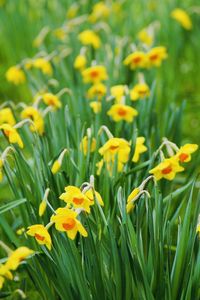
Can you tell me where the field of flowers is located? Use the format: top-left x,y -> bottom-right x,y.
0,1 -> 200,299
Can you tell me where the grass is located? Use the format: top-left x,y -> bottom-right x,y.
0,1 -> 200,299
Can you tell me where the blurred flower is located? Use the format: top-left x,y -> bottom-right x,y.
5,247 -> 34,271
80,136 -> 96,156
138,29 -> 153,46
78,30 -> 101,49
110,85 -> 127,103
60,186 -> 93,213
33,58 -> 53,75
82,65 -> 108,83
21,107 -> 44,135
66,3 -> 79,19
0,263 -> 13,290
27,225 -> 52,250
132,137 -> 147,162
107,104 -> 138,122
171,8 -> 192,30
74,54 -> 87,71
87,83 -> 107,100
123,51 -> 147,69
42,93 -> 61,109
0,124 -> 23,148
0,108 -> 16,126
53,28 -> 66,41
51,207 -> 88,240
149,157 -> 184,180
90,101 -> 102,113
175,143 -> 198,163
98,137 -> 130,174
130,83 -> 150,101
147,47 -> 167,67
6,66 -> 26,85
89,2 -> 110,23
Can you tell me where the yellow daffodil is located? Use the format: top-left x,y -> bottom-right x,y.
88,2 -> 110,23
51,149 -> 67,174
90,101 -> 102,113
175,143 -> 198,163
0,124 -> 23,148
66,3 -> 79,19
33,58 -> 53,75
42,93 -> 62,109
21,107 -> 44,135
138,29 -> 153,46
80,136 -> 96,156
59,186 -> 93,213
149,157 -> 184,181
0,264 -> 13,289
5,66 -> 26,85
27,225 -> 52,250
147,47 -> 168,67
53,28 -> 66,41
98,138 -> 130,174
110,85 -> 127,103
87,83 -> 107,100
74,55 -> 87,71
5,247 -> 34,271
0,264 -> 13,280
171,8 -> 192,30
123,51 -> 147,69
132,137 -> 148,162
78,30 -> 101,49
51,160 -> 61,174
51,207 -> 88,240
0,108 -> 16,126
82,65 -> 108,83
126,187 -> 140,213
130,83 -> 150,101
107,104 -> 138,122
84,189 -> 104,206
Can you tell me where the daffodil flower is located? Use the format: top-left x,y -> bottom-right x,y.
27,225 -> 52,250
0,108 -> 16,126
21,106 -> 44,135
87,83 -> 107,100
175,143 -> 198,163
51,207 -> 88,240
82,65 -> 108,83
107,104 -> 138,122
78,30 -> 101,49
59,186 -> 93,213
130,83 -> 150,101
5,65 -> 26,85
0,124 -> 23,148
149,157 -> 184,181
42,93 -> 62,109
147,47 -> 168,67
123,51 -> 147,69
132,137 -> 148,162
80,136 -> 96,156
5,247 -> 34,271
171,8 -> 192,30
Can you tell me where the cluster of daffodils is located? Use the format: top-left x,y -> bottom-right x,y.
149,139 -> 198,181
26,178 -> 103,250
0,246 -> 33,289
